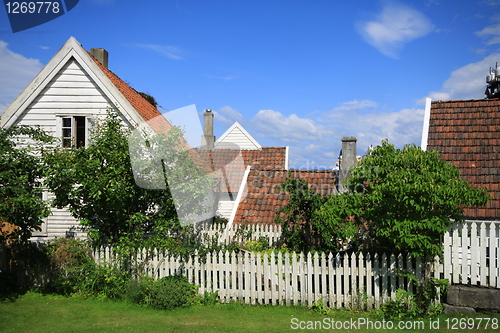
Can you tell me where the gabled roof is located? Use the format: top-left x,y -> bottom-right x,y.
0,36 -> 170,132
233,169 -> 337,225
426,99 -> 500,220
214,121 -> 262,150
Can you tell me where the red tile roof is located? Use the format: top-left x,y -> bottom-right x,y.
427,99 -> 500,220
234,169 -> 337,225
194,147 -> 288,193
89,53 -> 172,133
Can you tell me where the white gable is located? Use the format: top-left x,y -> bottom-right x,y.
1,36 -> 146,130
215,121 -> 261,150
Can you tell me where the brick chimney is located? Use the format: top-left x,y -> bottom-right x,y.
201,109 -> 216,149
338,136 -> 357,192
90,48 -> 108,69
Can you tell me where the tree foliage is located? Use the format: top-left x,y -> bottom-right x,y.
275,173 -> 356,253
325,139 -> 490,257
43,111 -> 206,248
0,126 -> 53,243
278,140 -> 490,258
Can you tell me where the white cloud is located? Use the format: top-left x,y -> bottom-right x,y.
357,2 -> 434,58
252,109 -> 333,143
476,23 -> 500,45
214,97 -> 423,168
329,99 -> 378,112
136,44 -> 183,60
245,103 -> 424,168
325,106 -> 424,155
214,106 -> 245,125
424,53 -> 500,101
0,41 -> 43,115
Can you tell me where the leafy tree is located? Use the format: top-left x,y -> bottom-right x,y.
43,111 -> 211,249
0,126 -> 53,243
335,139 -> 490,257
275,173 -> 356,253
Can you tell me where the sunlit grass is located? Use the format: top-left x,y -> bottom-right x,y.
0,292 -> 499,333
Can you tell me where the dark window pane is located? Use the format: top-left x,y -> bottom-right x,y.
75,116 -> 86,148
62,117 -> 72,128
62,128 -> 72,138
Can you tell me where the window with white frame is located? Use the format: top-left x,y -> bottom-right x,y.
57,115 -> 93,148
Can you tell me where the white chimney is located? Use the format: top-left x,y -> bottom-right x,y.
90,48 -> 108,69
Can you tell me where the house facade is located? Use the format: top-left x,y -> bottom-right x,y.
0,37 -> 172,241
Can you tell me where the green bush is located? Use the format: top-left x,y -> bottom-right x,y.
148,275 -> 198,310
123,276 -> 155,305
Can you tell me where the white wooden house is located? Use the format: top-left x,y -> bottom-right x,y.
0,36 -> 171,241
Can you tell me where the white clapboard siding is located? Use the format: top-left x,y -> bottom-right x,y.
215,122 -> 261,150
16,59 -> 124,242
13,59 -> 121,134
217,193 -> 237,220
30,192 -> 86,241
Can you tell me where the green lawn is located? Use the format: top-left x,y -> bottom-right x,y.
0,293 -> 499,332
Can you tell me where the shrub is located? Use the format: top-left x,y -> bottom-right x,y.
148,275 -> 198,310
123,276 -> 155,305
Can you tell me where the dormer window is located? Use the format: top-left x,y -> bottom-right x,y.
57,115 -> 92,148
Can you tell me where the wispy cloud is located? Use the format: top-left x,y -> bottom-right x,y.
423,53 -> 500,101
252,110 -> 334,143
136,44 -> 183,60
476,20 -> 500,46
327,99 -> 378,114
0,41 -> 43,115
214,106 -> 245,125
356,1 -> 434,58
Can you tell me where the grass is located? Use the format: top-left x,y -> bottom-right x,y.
0,293 -> 499,332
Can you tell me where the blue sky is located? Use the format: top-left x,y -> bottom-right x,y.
1,0 -> 499,168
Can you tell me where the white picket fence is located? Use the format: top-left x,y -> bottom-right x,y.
443,220 -> 500,288
93,247 -> 440,310
193,222 -> 282,246
92,220 -> 500,309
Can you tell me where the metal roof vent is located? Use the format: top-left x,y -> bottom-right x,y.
485,62 -> 500,99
